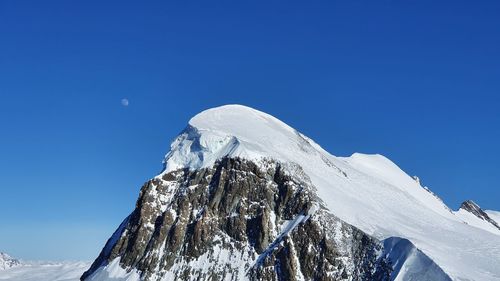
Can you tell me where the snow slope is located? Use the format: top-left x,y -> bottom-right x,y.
86,258 -> 140,281
454,208 -> 500,235
0,260 -> 90,281
98,104 -> 500,280
383,237 -> 451,281
486,210 -> 500,225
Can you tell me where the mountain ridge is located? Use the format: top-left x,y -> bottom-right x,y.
454,200 -> 500,235
83,104 -> 500,281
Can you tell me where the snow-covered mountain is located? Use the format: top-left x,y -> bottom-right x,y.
454,200 -> 500,235
0,252 -> 90,281
0,253 -> 21,271
83,105 -> 500,281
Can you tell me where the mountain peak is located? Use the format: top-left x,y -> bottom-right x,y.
0,252 -> 21,270
460,200 -> 481,212
162,104 -> 324,173
190,104 -> 279,126
459,200 -> 500,231
85,104 -> 500,281
188,104 -> 296,143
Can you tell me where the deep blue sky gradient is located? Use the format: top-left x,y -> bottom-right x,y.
0,0 -> 499,260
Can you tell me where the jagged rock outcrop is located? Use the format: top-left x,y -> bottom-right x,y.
459,200 -> 500,230
82,158 -> 391,281
412,176 -> 421,186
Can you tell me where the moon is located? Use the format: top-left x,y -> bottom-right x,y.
121,98 -> 129,107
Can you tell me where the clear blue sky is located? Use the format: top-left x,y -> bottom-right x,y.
0,0 -> 499,261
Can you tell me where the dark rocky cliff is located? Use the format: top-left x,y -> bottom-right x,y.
82,158 -> 391,281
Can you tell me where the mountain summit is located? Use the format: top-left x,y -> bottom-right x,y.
459,200 -> 499,228
163,104 -> 325,173
454,200 -> 500,235
83,105 -> 500,281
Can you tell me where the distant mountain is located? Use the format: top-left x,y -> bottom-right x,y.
83,105 -> 500,281
0,252 -> 89,281
454,200 -> 500,235
0,253 -> 21,270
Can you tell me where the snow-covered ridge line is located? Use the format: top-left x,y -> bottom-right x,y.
486,210 -> 500,225
161,104 -> 339,175
382,237 -> 452,281
454,200 -> 500,235
88,104 -> 500,281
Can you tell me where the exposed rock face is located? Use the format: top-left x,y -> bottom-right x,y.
82,158 -> 391,280
412,176 -> 421,186
460,200 -> 500,230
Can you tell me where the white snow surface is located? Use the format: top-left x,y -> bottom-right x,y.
486,210 -> 500,225
0,260 -> 90,281
383,237 -> 451,281
454,208 -> 500,235
106,105 -> 499,280
86,258 -> 140,281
